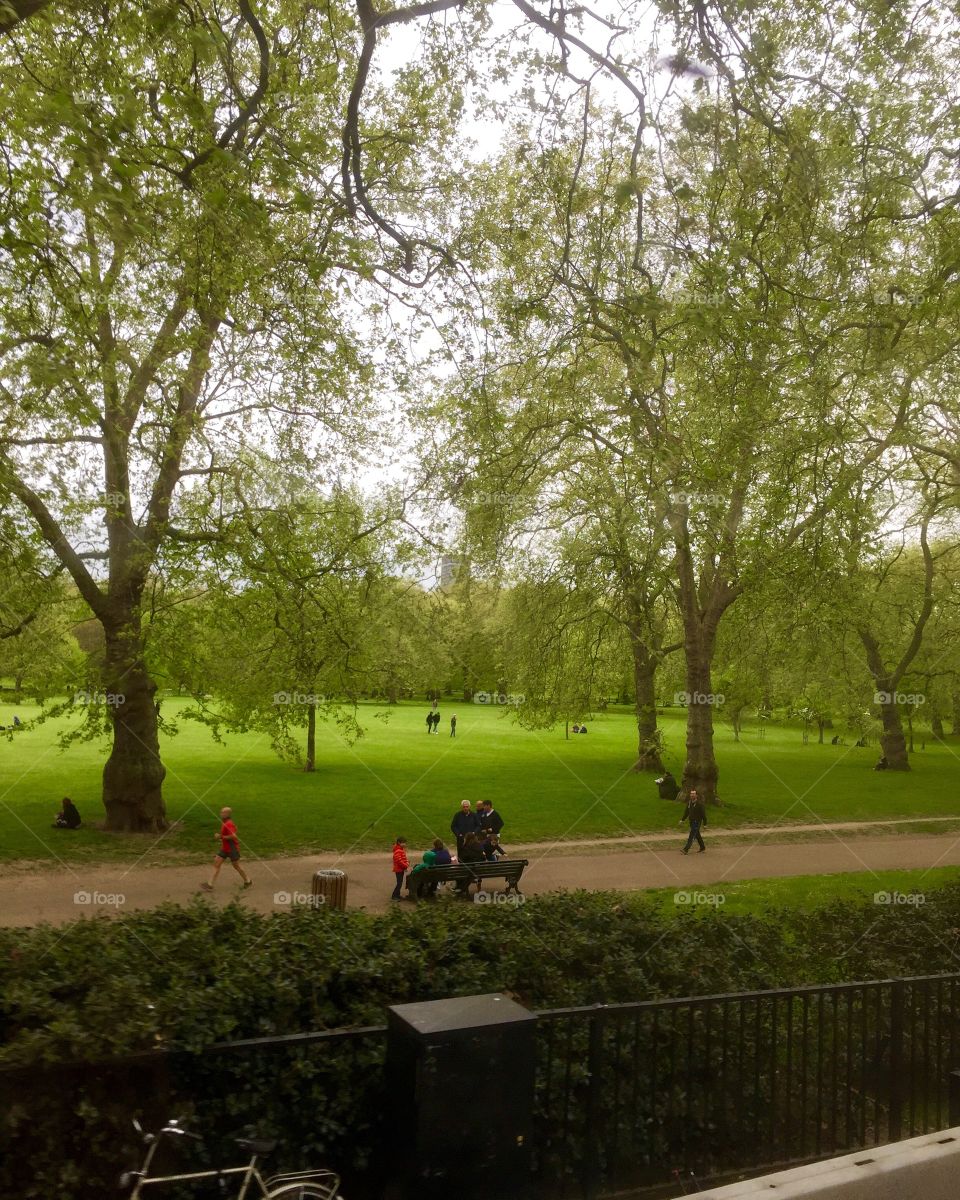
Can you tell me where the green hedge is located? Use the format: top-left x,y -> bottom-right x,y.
2,888 -> 959,1198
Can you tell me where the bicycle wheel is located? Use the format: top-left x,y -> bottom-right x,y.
265,1182 -> 339,1200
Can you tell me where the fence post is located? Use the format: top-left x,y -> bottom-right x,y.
948,1069 -> 960,1127
583,1006 -> 605,1200
889,980 -> 905,1142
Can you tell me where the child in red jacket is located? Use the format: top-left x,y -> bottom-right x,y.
391,837 -> 409,900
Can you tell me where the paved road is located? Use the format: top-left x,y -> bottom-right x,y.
2,818 -> 959,927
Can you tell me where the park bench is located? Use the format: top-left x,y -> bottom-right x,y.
407,858 -> 529,901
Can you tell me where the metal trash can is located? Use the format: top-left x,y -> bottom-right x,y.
311,868 -> 347,911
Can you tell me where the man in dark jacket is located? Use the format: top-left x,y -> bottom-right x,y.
679,789 -> 707,853
450,800 -> 480,853
480,800 -> 504,837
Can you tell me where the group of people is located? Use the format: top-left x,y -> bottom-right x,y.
425,709 -> 456,736
391,799 -> 507,899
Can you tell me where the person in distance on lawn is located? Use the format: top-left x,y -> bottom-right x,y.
201,806 -> 252,891
679,789 -> 707,854
391,836 -> 409,900
450,714 -> 457,737
425,711 -> 433,734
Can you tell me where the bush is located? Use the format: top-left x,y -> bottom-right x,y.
3,888 -> 960,1198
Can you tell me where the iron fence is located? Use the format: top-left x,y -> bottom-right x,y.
533,972 -> 960,1198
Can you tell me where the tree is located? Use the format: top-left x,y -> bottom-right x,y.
0,1 -> 399,827
430,0 -> 960,804
157,486 -> 399,770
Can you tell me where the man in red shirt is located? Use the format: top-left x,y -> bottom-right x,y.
200,806 -> 252,891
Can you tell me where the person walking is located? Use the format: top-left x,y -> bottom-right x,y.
679,789 -> 707,854
450,799 -> 480,854
201,806 -> 252,890
450,714 -> 457,737
432,710 -> 441,734
391,836 -> 409,900
425,711 -> 433,734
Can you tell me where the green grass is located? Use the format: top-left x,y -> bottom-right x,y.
0,697 -> 958,866
638,866 -> 959,917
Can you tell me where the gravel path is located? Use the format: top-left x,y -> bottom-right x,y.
2,817 -> 958,927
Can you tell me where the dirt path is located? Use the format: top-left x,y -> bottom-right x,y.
2,818 -> 960,927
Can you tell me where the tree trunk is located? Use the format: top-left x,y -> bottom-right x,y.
304,702 -> 316,772
906,709 -> 914,753
13,671 -> 23,701
932,713 -> 945,740
629,632 -> 663,772
387,682 -> 399,705
878,693 -> 910,769
952,690 -> 960,737
681,636 -> 720,804
102,622 -> 167,831
859,629 -> 910,770
817,719 -> 825,745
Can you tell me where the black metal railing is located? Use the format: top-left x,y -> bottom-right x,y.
533,972 -> 960,1198
0,1025 -> 389,1200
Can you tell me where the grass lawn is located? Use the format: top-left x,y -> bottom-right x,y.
0,697 -> 958,866
639,866 -> 959,918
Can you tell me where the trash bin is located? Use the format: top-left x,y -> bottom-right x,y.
312,868 -> 347,911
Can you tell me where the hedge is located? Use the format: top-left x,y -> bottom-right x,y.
2,887 -> 959,1197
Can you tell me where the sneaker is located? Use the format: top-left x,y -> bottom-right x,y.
698,847 -> 706,852
242,880 -> 253,889
681,848 -> 689,855
199,882 -> 213,892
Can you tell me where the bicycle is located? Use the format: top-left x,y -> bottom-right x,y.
120,1117 -> 341,1200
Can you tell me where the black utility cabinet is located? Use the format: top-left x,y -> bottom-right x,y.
383,992 -> 537,1200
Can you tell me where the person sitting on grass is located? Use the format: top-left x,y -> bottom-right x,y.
52,796 -> 81,829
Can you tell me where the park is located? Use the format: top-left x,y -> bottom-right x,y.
2,0 -> 960,1197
